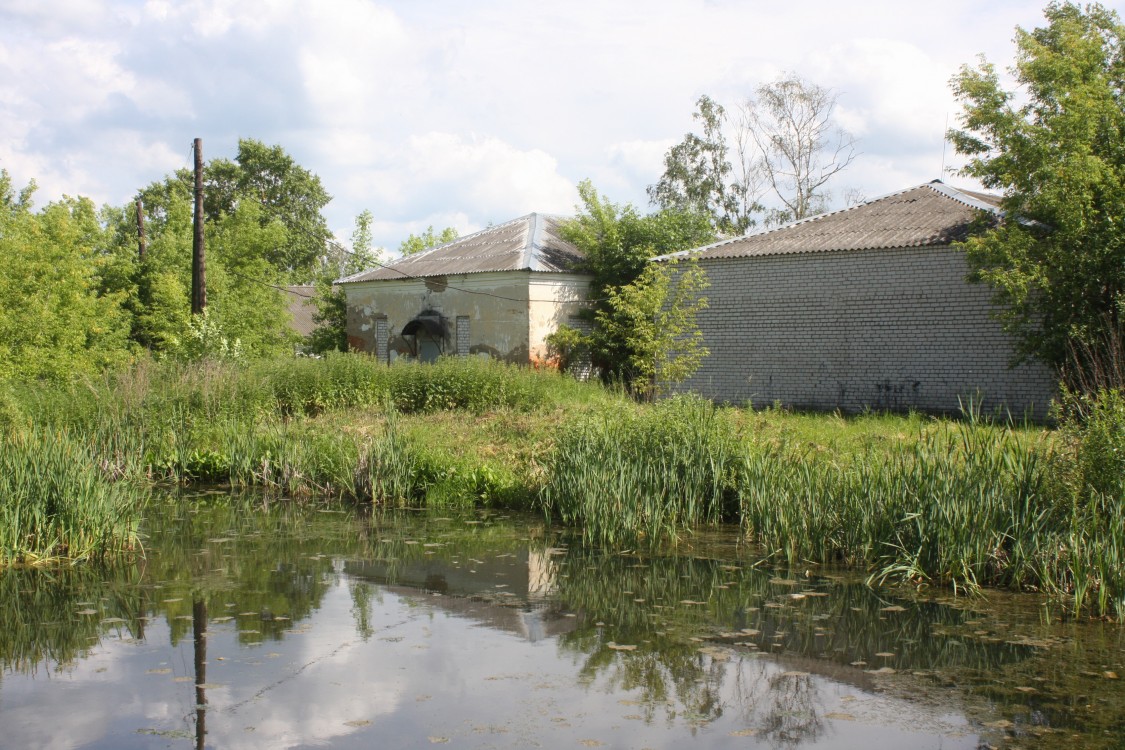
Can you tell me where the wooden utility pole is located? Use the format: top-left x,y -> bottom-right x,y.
191,137 -> 207,314
135,198 -> 146,261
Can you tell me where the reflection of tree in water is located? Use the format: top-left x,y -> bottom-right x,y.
0,495 -> 380,675
760,671 -> 824,747
0,563 -> 148,674
553,549 -> 745,728
550,545 -> 1051,739
140,495 -> 375,646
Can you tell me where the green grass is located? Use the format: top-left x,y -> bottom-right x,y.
541,395 -> 740,546
0,428 -> 145,565
738,415 -> 1056,592
5,354 -> 1125,617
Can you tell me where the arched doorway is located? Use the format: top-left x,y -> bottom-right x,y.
402,313 -> 447,363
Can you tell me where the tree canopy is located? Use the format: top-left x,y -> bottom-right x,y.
553,180 -> 716,396
399,225 -> 459,256
649,76 -> 856,234
950,1 -> 1125,374
0,172 -> 131,380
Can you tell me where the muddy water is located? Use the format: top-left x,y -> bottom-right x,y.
0,493 -> 1123,749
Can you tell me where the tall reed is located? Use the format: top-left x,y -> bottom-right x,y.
541,395 -> 739,546
0,428 -> 145,566
738,416 -> 1057,594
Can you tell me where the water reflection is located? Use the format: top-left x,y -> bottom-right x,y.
0,497 -> 1122,749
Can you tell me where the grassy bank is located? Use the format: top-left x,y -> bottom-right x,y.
2,354 -> 1122,617
0,428 -> 144,565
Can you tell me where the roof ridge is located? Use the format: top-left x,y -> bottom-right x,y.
654,181 -> 1001,263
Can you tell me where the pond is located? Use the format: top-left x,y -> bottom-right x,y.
1,492 -> 1123,749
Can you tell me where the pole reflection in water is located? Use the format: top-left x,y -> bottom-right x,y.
193,596 -> 207,750
0,502 -> 1121,750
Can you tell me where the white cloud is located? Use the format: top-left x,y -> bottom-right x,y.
0,0 -> 1055,245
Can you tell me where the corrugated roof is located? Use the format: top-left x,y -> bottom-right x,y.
339,213 -> 584,283
660,181 -> 1001,261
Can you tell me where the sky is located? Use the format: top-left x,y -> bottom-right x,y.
0,0 -> 1096,252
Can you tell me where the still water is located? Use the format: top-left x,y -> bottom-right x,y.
1,492 -> 1123,749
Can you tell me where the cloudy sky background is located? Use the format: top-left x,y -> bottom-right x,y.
1,0 -> 1070,252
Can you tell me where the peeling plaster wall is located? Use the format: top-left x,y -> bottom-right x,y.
528,275 -> 591,366
344,271 -> 589,365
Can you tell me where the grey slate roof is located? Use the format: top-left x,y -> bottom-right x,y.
338,213 -> 584,283
660,181 -> 1001,261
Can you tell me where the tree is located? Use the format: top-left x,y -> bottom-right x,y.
399,225 -> 459,256
98,140 -> 337,359
651,78 -> 855,233
738,74 -> 857,225
949,1 -> 1125,374
131,139 -> 332,279
309,210 -> 384,354
594,258 -> 710,400
0,172 -> 132,380
648,96 -> 759,235
552,180 -> 716,394
205,139 -> 332,276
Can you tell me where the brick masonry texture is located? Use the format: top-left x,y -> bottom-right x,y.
680,246 -> 1057,419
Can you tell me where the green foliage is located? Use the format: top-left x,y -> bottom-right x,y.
203,138 -> 332,274
739,416 -> 1055,596
310,209 -> 384,354
558,180 -> 715,391
950,1 -> 1125,369
181,308 -> 244,362
648,95 -> 756,235
398,225 -> 459,256
542,396 -> 740,546
595,258 -> 710,399
563,180 -> 714,297
0,428 -> 144,565
1060,387 -> 1125,501
0,172 -> 133,380
651,79 -> 856,232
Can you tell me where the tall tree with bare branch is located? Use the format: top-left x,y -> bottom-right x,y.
739,74 -> 857,224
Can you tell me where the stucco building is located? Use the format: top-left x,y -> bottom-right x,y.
339,213 -> 590,365
663,182 -> 1057,418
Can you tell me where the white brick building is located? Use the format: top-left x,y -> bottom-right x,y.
663,182 -> 1057,418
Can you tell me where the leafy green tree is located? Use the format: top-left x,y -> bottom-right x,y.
594,258 -> 710,400
399,225 -> 459,256
202,200 -> 296,357
205,139 -> 332,275
949,1 -> 1125,373
102,140 -> 335,359
553,180 -> 715,393
649,96 -> 758,235
309,210 -> 384,354
0,173 -> 132,380
132,139 -> 331,279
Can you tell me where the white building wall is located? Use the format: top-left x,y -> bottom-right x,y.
345,271 -> 590,366
528,274 -> 591,366
681,246 -> 1057,419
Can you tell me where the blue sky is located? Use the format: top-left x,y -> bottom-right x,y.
0,0 -> 1073,251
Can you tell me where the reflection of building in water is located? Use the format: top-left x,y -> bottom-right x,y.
527,549 -> 558,598
344,548 -> 572,643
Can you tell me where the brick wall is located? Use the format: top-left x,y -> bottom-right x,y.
680,245 -> 1057,419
